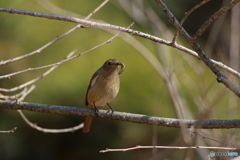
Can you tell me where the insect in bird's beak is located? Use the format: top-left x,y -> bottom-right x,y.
118,62 -> 125,74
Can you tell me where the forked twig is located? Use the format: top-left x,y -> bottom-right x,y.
0,86 -> 35,101
172,0 -> 212,43
0,87 -> 28,99
0,50 -> 76,92
0,20 -> 134,80
155,0 -> 240,97
1,7 -> 240,82
0,0 -> 110,66
13,21 -> 134,132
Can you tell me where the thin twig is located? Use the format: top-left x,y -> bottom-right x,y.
0,50 -> 76,92
1,7 -> 240,81
1,5 -> 240,98
154,0 -> 240,97
85,0 -> 109,19
172,0 -> 212,44
10,22 -> 130,85
193,0 -> 240,43
34,0 -> 84,18
17,110 -> 83,133
99,145 -> 238,153
137,1 -> 195,145
17,85 -> 36,102
0,0 -> 110,92
0,127 -> 17,133
0,86 -> 35,101
0,20 -> 134,79
190,130 -> 235,148
0,87 -> 28,99
0,28 -> 78,66
0,0 -> 110,66
0,30 -> 121,79
116,32 -> 190,121
0,8 -> 174,44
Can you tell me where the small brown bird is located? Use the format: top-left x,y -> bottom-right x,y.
83,59 -> 125,133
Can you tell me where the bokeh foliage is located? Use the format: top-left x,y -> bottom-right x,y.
0,0 -> 239,160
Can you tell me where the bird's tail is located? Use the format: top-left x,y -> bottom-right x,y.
83,104 -> 95,133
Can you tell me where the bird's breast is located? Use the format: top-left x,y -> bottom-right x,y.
87,74 -> 120,107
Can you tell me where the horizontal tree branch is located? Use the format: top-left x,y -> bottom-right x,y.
1,7 -> 240,81
1,100 -> 240,129
0,8 -> 164,43
100,145 -> 238,153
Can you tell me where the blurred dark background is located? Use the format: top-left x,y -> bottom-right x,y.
0,0 -> 239,160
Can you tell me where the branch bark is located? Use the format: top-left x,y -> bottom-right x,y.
1,101 -> 240,129
100,145 -> 238,153
1,7 -> 240,81
17,110 -> 83,133
154,0 -> 240,97
0,127 -> 17,133
193,0 -> 240,43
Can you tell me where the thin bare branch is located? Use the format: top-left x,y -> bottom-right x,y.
154,0 -> 240,97
116,32 -> 192,121
0,30 -> 121,79
99,145 -> 237,153
0,127 -> 17,133
17,85 -> 36,102
0,50 -> 76,92
34,0 -> 84,18
17,110 -> 83,133
193,0 -> 240,43
230,3 -> 240,70
172,0 -> 212,43
0,0 -> 109,66
1,7 -> 240,81
0,85 -> 35,101
85,0 -> 109,19
0,88 -> 28,100
0,28 -> 78,66
0,8 -> 170,44
0,1 -> 110,95
190,130 -> 234,147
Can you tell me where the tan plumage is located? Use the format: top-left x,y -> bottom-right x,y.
83,59 -> 125,133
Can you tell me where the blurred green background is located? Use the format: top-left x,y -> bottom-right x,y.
0,0 -> 240,160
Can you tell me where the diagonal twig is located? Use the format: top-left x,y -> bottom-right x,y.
154,0 -> 240,97
0,0 -> 109,66
17,110 -> 83,133
1,6 -> 240,96
1,7 -> 240,81
172,0 -> 212,43
193,0 -> 240,43
0,30 -> 121,79
0,127 -> 17,133
0,50 -> 76,92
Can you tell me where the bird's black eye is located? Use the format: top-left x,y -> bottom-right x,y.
107,62 -> 111,65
